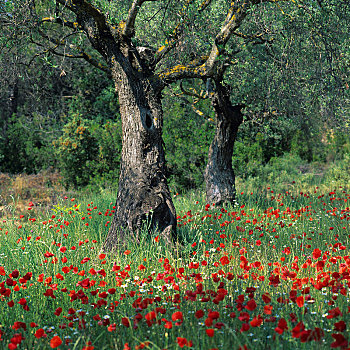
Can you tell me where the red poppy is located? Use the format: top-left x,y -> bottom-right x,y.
250,316 -> 263,327
219,256 -> 230,265
327,307 -> 343,319
275,318 -> 288,334
208,311 -> 220,320
312,248 -> 322,259
334,321 -> 346,332
264,305 -> 273,315
292,322 -> 305,338
171,311 -> 183,322
195,310 -> 204,319
296,296 -> 304,307
121,318 -> 130,328
50,335 -> 62,348
206,329 -> 215,337
34,328 -> 46,338
245,299 -> 257,311
177,337 -> 190,348
240,323 -> 250,332
164,321 -> 172,329
205,317 -> 213,327
81,257 -> 90,264
107,323 -> 116,332
331,333 -> 348,348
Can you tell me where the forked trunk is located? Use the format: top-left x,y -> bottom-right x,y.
204,82 -> 243,206
103,65 -> 176,251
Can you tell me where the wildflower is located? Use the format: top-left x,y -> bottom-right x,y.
275,318 -> 288,334
121,317 -> 130,328
327,307 -> 343,319
334,321 -> 346,332
171,311 -> 183,323
34,328 -> 46,338
206,329 -> 215,337
195,310 -> 204,319
331,333 -> 348,348
50,335 -> 62,348
177,337 -> 192,348
296,296 -> 304,307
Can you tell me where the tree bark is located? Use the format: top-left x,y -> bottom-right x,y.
204,81 -> 243,206
102,59 -> 176,251
61,1 -> 177,251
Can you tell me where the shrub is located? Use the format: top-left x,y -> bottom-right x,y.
54,115 -> 99,188
54,114 -> 122,189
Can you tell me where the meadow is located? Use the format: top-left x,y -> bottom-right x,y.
0,178 -> 349,350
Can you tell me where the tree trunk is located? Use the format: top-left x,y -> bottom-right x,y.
102,65 -> 176,251
204,81 -> 243,206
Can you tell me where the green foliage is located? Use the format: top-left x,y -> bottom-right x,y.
163,93 -> 214,192
54,114 -> 122,189
66,68 -> 119,123
1,178 -> 350,349
88,119 -> 122,190
0,113 -> 57,173
290,129 -> 313,163
54,115 -> 99,188
324,154 -> 350,187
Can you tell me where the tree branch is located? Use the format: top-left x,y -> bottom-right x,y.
198,0 -> 213,12
154,0 -> 197,65
123,0 -> 159,38
41,16 -> 80,30
55,0 -> 112,47
158,0 -> 289,83
31,30 -> 111,77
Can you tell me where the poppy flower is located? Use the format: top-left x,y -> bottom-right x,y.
195,310 -> 204,319
334,321 -> 346,332
176,337 -> 189,348
219,256 -> 230,265
245,299 -> 257,311
206,329 -> 215,337
50,335 -> 62,348
164,321 -> 172,329
275,318 -> 288,335
121,318 -> 130,328
327,307 -> 343,319
208,311 -> 220,320
34,328 -> 46,338
171,311 -> 183,322
264,305 -> 273,315
250,316 -> 263,327
331,333 -> 348,348
296,296 -> 304,307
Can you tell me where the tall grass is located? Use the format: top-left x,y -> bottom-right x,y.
0,179 -> 349,349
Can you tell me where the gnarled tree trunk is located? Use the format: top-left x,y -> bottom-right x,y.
102,60 -> 176,251
204,81 -> 243,206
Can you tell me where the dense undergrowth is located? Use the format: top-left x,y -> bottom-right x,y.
0,179 -> 349,349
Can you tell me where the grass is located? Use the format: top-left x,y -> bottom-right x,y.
0,179 -> 349,350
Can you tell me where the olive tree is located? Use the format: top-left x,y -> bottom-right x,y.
2,0 -> 309,250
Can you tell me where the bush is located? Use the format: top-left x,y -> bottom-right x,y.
0,113 -> 57,173
54,114 -> 122,189
163,98 -> 214,192
88,120 -> 122,191
54,115 -> 99,188
323,154 -> 350,187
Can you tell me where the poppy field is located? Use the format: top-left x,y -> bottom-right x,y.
0,185 -> 349,350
